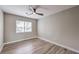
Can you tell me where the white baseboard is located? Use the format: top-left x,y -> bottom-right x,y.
38,37 -> 79,53
4,36 -> 37,45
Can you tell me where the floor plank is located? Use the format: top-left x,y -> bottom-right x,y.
1,38 -> 77,54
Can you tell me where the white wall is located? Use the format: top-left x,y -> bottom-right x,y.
0,9 -> 4,52
4,13 -> 37,43
38,6 -> 79,52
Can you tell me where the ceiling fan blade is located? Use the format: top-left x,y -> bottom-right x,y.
36,13 -> 44,16
31,5 -> 40,9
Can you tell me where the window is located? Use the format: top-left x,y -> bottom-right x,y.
25,22 -> 32,32
16,20 -> 32,33
16,20 -> 24,33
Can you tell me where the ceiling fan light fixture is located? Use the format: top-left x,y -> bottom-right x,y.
26,12 -> 33,15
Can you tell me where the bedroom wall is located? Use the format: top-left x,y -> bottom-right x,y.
4,13 -> 37,43
38,6 -> 79,52
0,9 -> 4,52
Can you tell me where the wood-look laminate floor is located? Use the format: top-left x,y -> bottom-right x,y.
1,38 -> 77,54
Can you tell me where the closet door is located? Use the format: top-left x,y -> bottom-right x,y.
0,10 -> 4,52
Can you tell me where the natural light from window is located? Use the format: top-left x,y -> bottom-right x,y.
16,20 -> 32,33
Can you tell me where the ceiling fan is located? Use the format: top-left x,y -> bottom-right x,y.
25,5 -> 44,16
